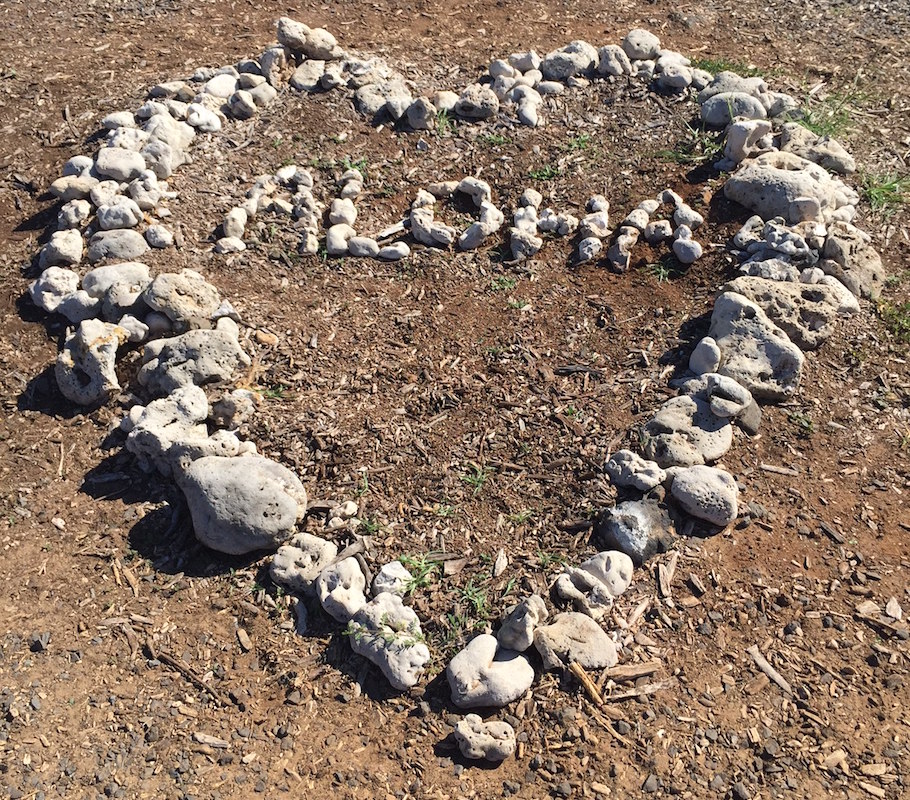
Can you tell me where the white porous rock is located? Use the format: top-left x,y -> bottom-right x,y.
596,499 -> 674,566
87,229 -> 149,263
689,336 -> 722,375
643,394 -> 733,468
142,268 -> 221,329
597,44 -> 632,76
672,225 -> 703,265
459,201 -> 504,250
676,372 -> 755,420
410,207 -> 456,247
818,276 -> 860,314
580,551 -> 634,598
497,594 -> 548,652
457,177 -> 492,207
270,533 -> 338,595
512,205 -> 538,234
605,449 -> 666,491
606,226 -> 639,272
667,464 -> 739,527
644,220 -> 673,244
137,328 -> 251,396
724,119 -> 773,164
211,388 -> 258,430
117,314 -> 148,343
447,634 -> 534,709
128,174 -> 163,211
95,147 -> 146,181
145,225 -> 174,249
50,174 -> 98,202
54,291 -> 100,324
622,28 -> 661,60
227,89 -> 258,119
29,267 -> 80,313
821,221 -> 886,299
185,103 -> 222,132
89,180 -> 122,209
576,236 -> 602,263
533,612 -> 618,670
316,557 -> 368,622
371,560 -> 413,596
378,241 -> 410,260
779,122 -> 856,174
579,210 -> 611,239
97,196 -> 143,230
124,385 -> 242,475
39,229 -> 84,268
223,207 -> 247,239
347,593 -> 430,690
57,198 -> 92,230
55,319 -> 128,406
510,227 -> 544,260
326,223 -> 356,256
454,715 -> 516,762
178,455 -> 306,555
62,155 -> 94,176
329,197 -> 357,226
673,203 -> 704,229
289,61 -> 326,92
406,97 -> 436,131
541,40 -> 598,80
657,61 -> 693,90
455,83 -> 500,119
698,72 -> 767,104
739,257 -> 801,282
701,92 -> 767,127
709,291 -> 804,400
203,73 -> 238,99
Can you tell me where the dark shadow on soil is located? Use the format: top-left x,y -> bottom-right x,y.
16,364 -> 81,418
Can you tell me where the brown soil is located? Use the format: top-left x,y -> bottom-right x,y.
1,2 -> 908,799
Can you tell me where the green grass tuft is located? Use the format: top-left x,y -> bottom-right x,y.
860,173 -> 910,214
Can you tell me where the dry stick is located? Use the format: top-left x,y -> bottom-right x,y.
602,680 -> 674,702
147,640 -> 234,708
599,660 -> 662,688
568,661 -> 604,706
746,645 -> 793,695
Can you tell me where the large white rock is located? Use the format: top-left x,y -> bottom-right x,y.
178,455 -> 307,555
605,449 -> 666,491
541,40 -> 598,80
95,147 -> 146,181
821,221 -> 886,299
668,464 -> 739,526
708,291 -> 804,401
87,229 -> 149,263
29,267 -> 80,313
371,560 -> 412,596
447,634 -> 534,709
643,395 -> 733,468
55,319 -> 128,406
533,612 -> 618,670
142,268 -> 221,327
347,593 -> 430,690
316,557 -> 367,622
97,196 -> 143,230
39,229 -> 84,268
621,28 -> 661,60
497,595 -> 548,652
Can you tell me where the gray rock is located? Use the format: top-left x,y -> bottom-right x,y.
316,557 -> 367,622
533,612 -> 618,670
276,16 -> 311,50
622,28 -> 661,60
689,336 -> 721,375
447,634 -> 534,709
576,236 -> 602,263
606,226 -> 639,272
62,155 -> 94,176
185,103 -> 222,132
643,395 -> 733,467
55,319 -> 128,406
137,328 -> 251,396
144,111 -> 196,149
406,97 -> 436,130
697,71 -> 767,104
605,449 -> 666,491
541,40 -> 598,80
553,566 -> 616,619
371,560 -> 412,596
579,210 -> 611,239
178,455 -> 307,555
211,388 -> 258,429
223,207 -> 248,238
141,139 -> 184,179
455,84 -> 500,119
508,51 -> 541,72
779,122 -> 855,174
667,464 -> 739,526
82,260 -> 150,299
673,226 -> 703,265
329,197 -> 357,226
701,92 -> 767,126
739,257 -> 801,282
348,236 -> 380,258
347,593 -> 430,690
128,174 -> 163,211
289,61 -> 325,92
497,594 -> 548,652
454,715 -> 515,762
87,229 -> 149,263
55,290 -> 101,324
204,73 -> 238,98
143,268 -> 221,327
49,174 -> 98,202
724,119 -> 773,164
644,220 -> 673,244
271,533 -> 339,594
597,44 -> 632,76
227,90 -> 258,119
378,241 -> 410,260
39,229 -> 83,268
579,551 -> 634,598
57,198 -> 92,229
326,223 -> 356,255
821,221 -> 886,299
95,147 -> 146,181
676,372 -> 755,421
595,499 -> 675,566
510,227 -> 544,260
97,196 -> 143,230
29,266 -> 80,313
709,291 -> 804,401
89,180 -> 122,209
145,225 -> 174,249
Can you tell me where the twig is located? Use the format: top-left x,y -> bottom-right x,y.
568,661 -> 604,705
603,680 -> 674,702
746,645 -> 792,695
147,640 -> 234,707
598,660 -> 662,688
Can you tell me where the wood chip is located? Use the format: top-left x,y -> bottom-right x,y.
598,660 -> 661,686
656,563 -> 672,598
193,732 -> 230,748
759,463 -> 799,476
860,763 -> 888,777
687,572 -> 707,596
237,628 -> 253,652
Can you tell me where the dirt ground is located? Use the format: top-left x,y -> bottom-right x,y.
1,1 -> 909,798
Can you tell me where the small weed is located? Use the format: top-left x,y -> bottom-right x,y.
460,579 -> 489,619
657,120 -> 724,165
459,464 -> 495,496
641,259 -> 683,283
507,297 -> 530,311
436,109 -> 455,137
564,133 -> 593,151
489,275 -> 517,293
506,509 -> 535,524
433,503 -> 455,518
860,173 -> 910,215
354,473 -> 370,497
279,156 -> 296,168
271,136 -> 284,149
898,427 -> 910,450
788,410 -> 815,438
342,155 -> 369,180
537,550 -> 567,569
790,89 -> 863,138
400,554 -> 440,594
500,577 -> 517,598
480,132 -> 509,147
879,301 -> 910,344
564,405 -> 578,418
689,57 -> 763,77
256,385 -> 285,400
360,517 -> 383,535
528,163 -> 560,181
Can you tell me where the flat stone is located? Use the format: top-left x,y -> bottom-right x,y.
143,268 -> 221,327
87,229 -> 149,263
779,122 -> 855,174
534,612 -> 618,670
95,147 -> 147,181
447,634 -> 534,709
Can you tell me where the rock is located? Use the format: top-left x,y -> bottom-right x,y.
673,203 -> 704,229
676,372 -> 755,422
143,268 -> 221,327
128,174 -> 163,211
57,198 -> 92,229
724,151 -> 853,224
248,82 -> 278,107
97,196 -> 143,230
520,188 -> 543,208
605,449 -> 666,491
821,221 -> 886,299
259,45 -> 289,87
720,276 -> 849,349
697,71 -> 767,104
55,291 -> 101,324
214,236 -> 246,254
55,319 -> 128,406
454,84 -> 500,119
124,385 -> 242,475
276,16 -> 311,50
642,395 -> 733,467
355,80 -> 412,119
329,197 -> 357,226
510,227 -> 543,260
211,388 -> 258,429
432,90 -> 459,113
541,40 -> 598,80
595,499 -> 674,566
406,97 -> 436,130
667,464 -> 739,526
29,266 -> 80,313
301,28 -> 338,60
579,211 -> 611,239
576,236 -> 602,263
50,174 -> 98,202
497,595 -> 548,652
622,208 -> 649,232
378,241 -> 410,260
509,51 -> 541,72
454,715 -> 516,762
689,336 -> 722,375
457,177 -> 492,207
534,612 -> 618,670
739,257 -> 801,282
270,533 -> 339,594
316,557 -> 368,622
145,225 -> 174,249
701,92 -> 767,126
87,229 -> 149,263
289,61 -> 325,92
709,291 -> 804,401
39,229 -> 83,268
644,220 -> 673,244
62,155 -> 94,176
779,122 -> 855,174
137,328 -> 251,395
82,260 -> 150,299
141,139 -> 184,179
622,28 -> 661,60
227,89 -> 258,119
597,44 -> 632,76
447,634 -> 534,709
347,593 -> 430,690
673,226 -> 703,264
204,73 -> 238,98
580,551 -> 634,598
606,227 -> 639,272
89,180 -> 122,209
326,223 -> 356,255
95,147 -> 146,181
178,455 -> 307,555
657,62 -> 693,90
348,236 -> 380,258
724,119 -> 773,164
144,111 -> 195,149
553,566 -> 616,619
185,103 -> 222,132
372,560 -> 413,596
